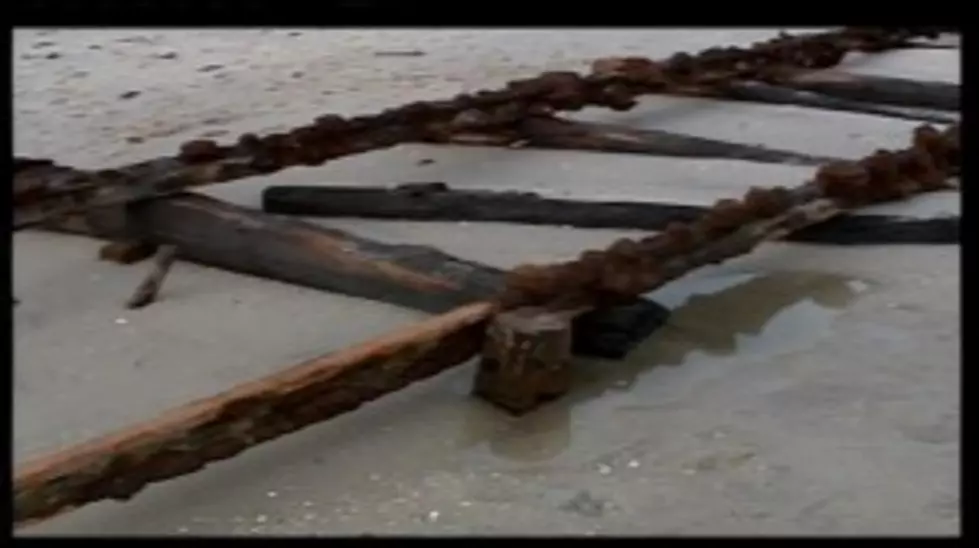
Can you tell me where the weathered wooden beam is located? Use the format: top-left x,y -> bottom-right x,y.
56,193 -> 501,313
125,244 -> 179,309
261,184 -> 959,245
42,193 -> 668,359
715,81 -> 958,124
441,117 -> 843,166
781,70 -> 959,111
474,307 -> 576,413
14,301 -> 496,527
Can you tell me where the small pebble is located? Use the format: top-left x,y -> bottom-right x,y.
267,491 -> 278,498
157,51 -> 179,59
627,459 -> 641,469
459,501 -> 472,508
597,464 -> 612,475
255,514 -> 268,524
427,510 -> 440,522
119,90 -> 141,100
198,64 -> 224,73
114,317 -> 129,325
44,52 -> 62,59
302,501 -> 314,508
177,526 -> 189,533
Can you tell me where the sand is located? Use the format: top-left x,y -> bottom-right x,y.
13,28 -> 959,536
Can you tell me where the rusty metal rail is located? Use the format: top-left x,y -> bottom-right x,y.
13,121 -> 960,527
13,27 -> 944,229
12,27 -> 960,529
500,124 -> 959,309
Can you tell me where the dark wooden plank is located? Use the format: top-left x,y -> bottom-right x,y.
261,184 -> 959,245
717,81 -> 958,124
445,117 -> 844,166
44,193 -> 668,358
782,70 -> 959,112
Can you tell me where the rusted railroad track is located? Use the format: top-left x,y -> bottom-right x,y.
13,122 -> 960,526
13,26 -> 953,229
12,27 -> 960,527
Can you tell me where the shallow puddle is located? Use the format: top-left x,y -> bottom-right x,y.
455,269 -> 872,463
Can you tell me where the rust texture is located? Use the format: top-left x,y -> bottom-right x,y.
474,307 -> 575,413
13,122 -> 958,528
499,123 -> 959,310
13,27 -> 942,228
11,27 -> 956,526
14,302 -> 495,527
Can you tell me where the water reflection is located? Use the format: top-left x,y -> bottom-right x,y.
457,270 -> 871,463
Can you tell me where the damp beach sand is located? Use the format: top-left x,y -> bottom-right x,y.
13,29 -> 959,536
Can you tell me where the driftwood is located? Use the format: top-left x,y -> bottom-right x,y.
780,70 -> 959,111
715,81 -> 958,124
125,245 -> 179,309
45,193 -> 667,359
442,117 -> 842,166
261,184 -> 959,245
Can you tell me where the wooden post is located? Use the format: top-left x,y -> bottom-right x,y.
474,308 -> 576,414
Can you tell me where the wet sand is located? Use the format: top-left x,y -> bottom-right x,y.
13,28 -> 959,536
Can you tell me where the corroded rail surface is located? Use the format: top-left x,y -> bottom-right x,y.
13,27 -> 945,228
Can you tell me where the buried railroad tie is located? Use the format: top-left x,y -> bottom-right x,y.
262,184 -> 959,246
440,117 -> 843,166
41,191 -> 667,359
